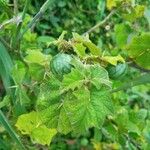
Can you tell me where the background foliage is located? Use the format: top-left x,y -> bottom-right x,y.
0,0 -> 150,149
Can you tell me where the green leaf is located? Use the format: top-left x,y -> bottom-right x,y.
72,33 -> 101,56
11,61 -> 26,84
73,43 -> 86,57
16,111 -> 42,135
61,62 -> 111,92
126,121 -> 141,135
58,31 -> 67,41
16,111 -> 57,145
36,75 -> 61,110
89,64 -> 112,89
126,33 -> 150,70
114,23 -> 132,48
25,50 -> 51,66
104,124 -> 118,141
31,126 -> 57,146
123,5 -> 145,22
102,55 -> 125,66
115,107 -> 141,135
39,102 -> 72,134
40,86 -> 113,135
28,63 -> 45,81
107,0 -> 117,10
64,86 -> 113,134
16,87 -> 31,105
37,61 -> 112,135
135,5 -> 145,18
72,32 -> 86,42
61,68 -> 85,92
84,41 -> 101,56
36,76 -> 72,134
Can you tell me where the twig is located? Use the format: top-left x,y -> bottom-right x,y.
18,0 -> 52,40
83,9 -> 116,35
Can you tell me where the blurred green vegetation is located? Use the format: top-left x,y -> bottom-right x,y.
0,0 -> 150,149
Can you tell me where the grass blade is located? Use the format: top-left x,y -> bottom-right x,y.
0,41 -> 13,94
0,39 -> 26,116
0,41 -> 25,148
0,110 -> 25,150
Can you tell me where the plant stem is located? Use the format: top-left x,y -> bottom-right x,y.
111,73 -> 150,93
13,0 -> 18,15
15,0 -> 30,42
83,9 -> 116,35
18,0 -> 52,40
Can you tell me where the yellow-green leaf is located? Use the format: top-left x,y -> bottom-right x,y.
16,111 -> 57,145
25,50 -> 51,66
107,0 -> 117,10
72,33 -> 101,56
15,111 -> 41,135
73,43 -> 86,57
102,55 -> 125,66
31,126 -> 57,145
127,33 -> 150,70
84,41 -> 101,56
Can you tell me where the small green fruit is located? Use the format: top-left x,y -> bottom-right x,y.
50,53 -> 72,79
106,63 -> 128,79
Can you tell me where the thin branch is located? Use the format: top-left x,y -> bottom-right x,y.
83,9 -> 116,35
18,0 -> 52,40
